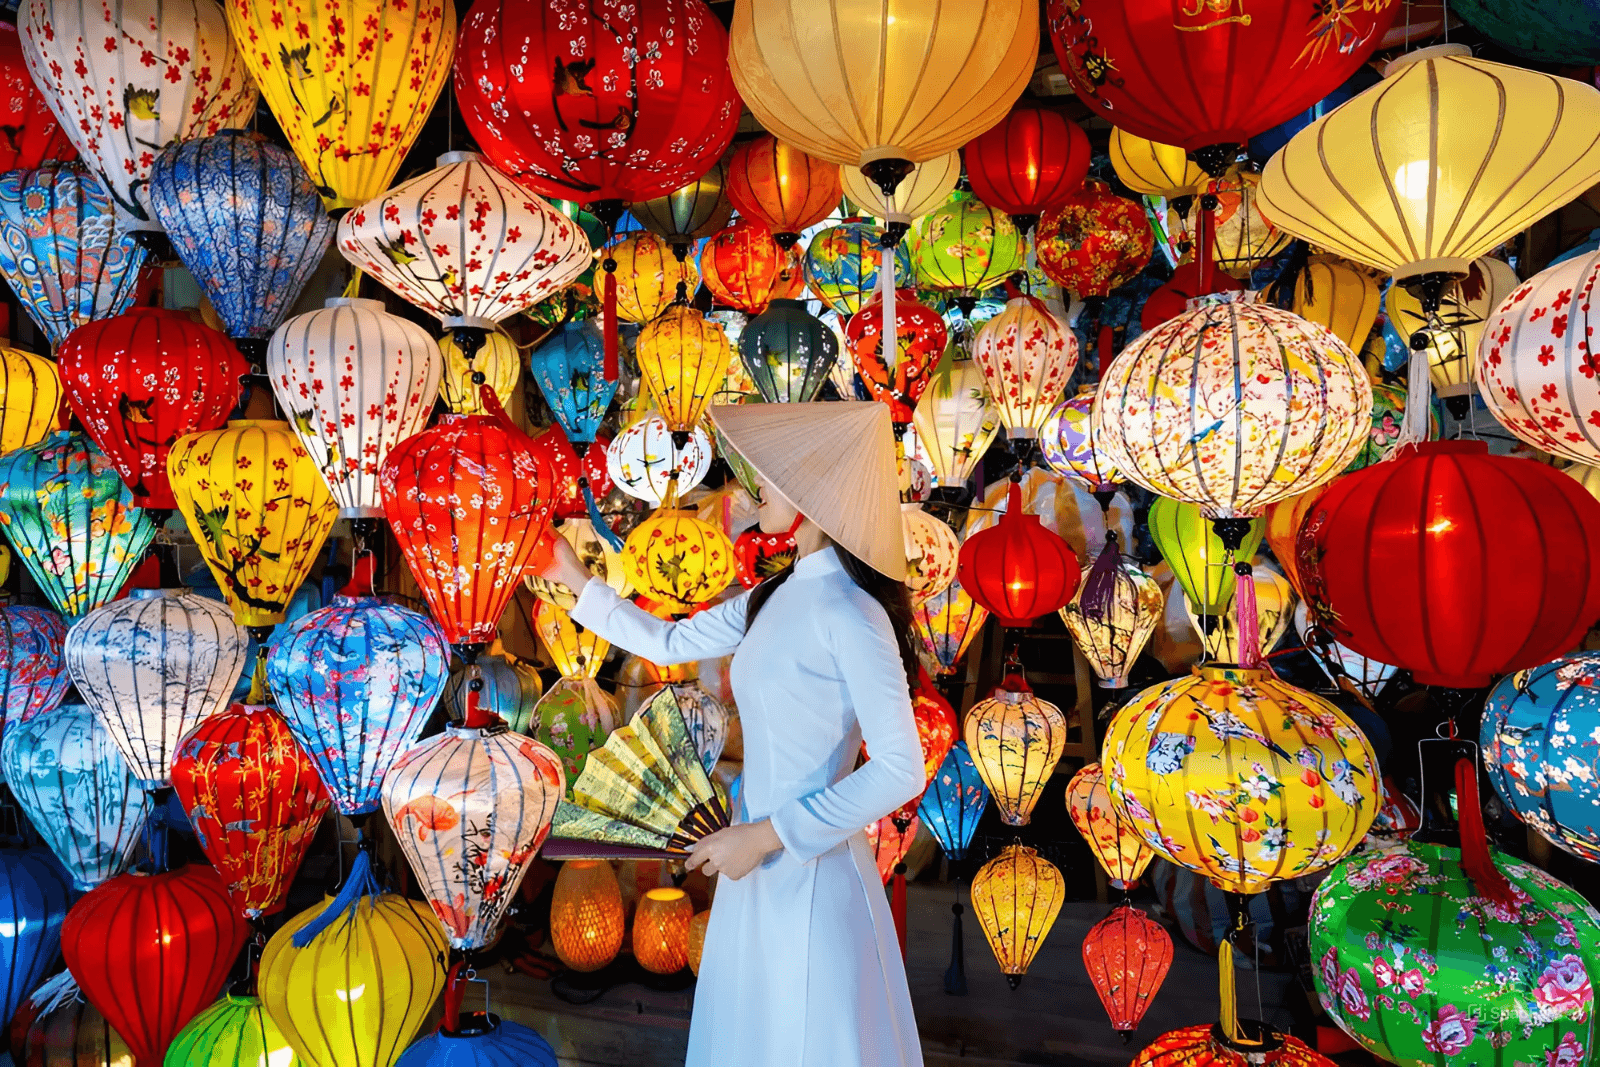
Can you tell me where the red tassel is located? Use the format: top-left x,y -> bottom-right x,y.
892,865 -> 908,958
602,259 -> 619,382
1455,758 -> 1517,908
442,960 -> 466,1033
340,552 -> 376,598
1097,324 -> 1114,378
463,678 -> 491,730
1197,207 -> 1218,295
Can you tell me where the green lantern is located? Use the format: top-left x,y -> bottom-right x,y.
442,642 -> 543,733
1345,381 -> 1438,473
1311,841 -> 1600,1067
164,994 -> 299,1066
912,195 -> 1026,297
536,676 -> 619,782
1147,496 -> 1264,620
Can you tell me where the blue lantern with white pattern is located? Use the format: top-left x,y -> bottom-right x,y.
0,845 -> 71,1028
528,321 -> 617,450
918,740 -> 988,861
0,604 -> 69,728
396,1014 -> 558,1067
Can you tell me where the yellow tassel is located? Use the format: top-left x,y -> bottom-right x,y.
343,269 -> 363,299
1219,938 -> 1239,1041
247,646 -> 268,706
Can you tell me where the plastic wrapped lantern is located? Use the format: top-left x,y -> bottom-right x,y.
973,295 -> 1079,439
166,993 -> 298,1067
956,481 -> 1079,627
917,740 -> 989,860
970,843 -> 1065,989
1041,388 -> 1124,495
913,576 -> 989,676
168,420 -> 339,629
699,219 -> 805,316
0,431 -> 156,618
965,107 -> 1091,233
840,152 -> 960,225
55,307 -> 247,511
549,859 -> 626,972
65,588 -> 250,788
635,306 -> 734,436
1183,568 -> 1296,665
1036,181 -> 1154,298
621,508 -> 737,615
804,221 -> 914,317
442,641 -> 544,733
599,231 -> 701,324
1059,556 -> 1163,690
1387,255 -> 1516,414
912,358 -> 1002,488
912,197 -> 1027,297
529,322 -> 619,450
0,22 -> 74,171
1066,763 -> 1155,888
903,505 -> 959,604
0,604 -> 69,726
606,414 -> 713,505
739,299 -> 839,404
846,288 -> 948,427
1103,665 -> 1381,893
1083,905 -> 1173,1037
725,135 -> 842,249
0,164 -> 150,348
0,346 -> 61,454
964,672 -> 1067,827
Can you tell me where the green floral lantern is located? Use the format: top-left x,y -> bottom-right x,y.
535,676 -> 619,782
1345,381 -> 1437,473
1312,841 -> 1600,1067
912,195 -> 1027,297
165,993 -> 299,1066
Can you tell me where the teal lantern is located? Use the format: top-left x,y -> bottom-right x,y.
739,299 -> 838,403
527,321 -> 617,450
1450,1 -> 1600,64
0,430 -> 156,617
912,195 -> 1026,298
803,221 -> 913,317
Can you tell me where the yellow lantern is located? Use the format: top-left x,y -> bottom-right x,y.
1197,170 -> 1289,280
1059,556 -> 1163,689
439,328 -> 520,416
1383,255 -> 1517,409
1567,461 -> 1600,503
1109,128 -> 1205,198
0,346 -> 60,453
260,892 -> 448,1067
963,674 -> 1066,827
1292,253 -> 1382,353
1065,762 -> 1155,888
634,306 -> 732,435
1102,665 -> 1382,894
970,843 -> 1065,989
549,859 -> 625,973
1183,567 -> 1296,664
527,517 -> 630,612
633,887 -> 694,975
168,420 -> 339,630
599,232 -> 699,324
532,597 -> 611,680
841,153 -> 960,224
226,0 -> 456,212
911,357 -> 1001,488
913,576 -> 990,676
688,910 -> 710,975
622,508 -> 736,614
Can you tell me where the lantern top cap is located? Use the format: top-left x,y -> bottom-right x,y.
436,151 -> 484,168
323,297 -> 387,313
1384,43 -> 1473,77
128,588 -> 191,599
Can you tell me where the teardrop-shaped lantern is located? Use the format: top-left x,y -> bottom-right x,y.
0,845 -> 71,1034
1082,904 -> 1173,1036
912,358 -> 1002,489
0,346 -> 62,453
964,673 -> 1067,827
1065,763 -> 1155,888
529,322 -> 618,449
635,306 -> 734,435
973,295 -> 1079,439
903,504 -> 959,604
439,328 -> 520,417
845,288 -> 948,427
1149,496 -> 1264,619
1059,556 -> 1163,690
530,674 -> 618,781
599,231 -> 701,324
916,739 -> 989,860
913,575 -> 989,675
531,596 -> 613,680
738,299 -> 838,404
970,843 -> 1065,989
0,604 -> 69,727
166,993 -> 299,1067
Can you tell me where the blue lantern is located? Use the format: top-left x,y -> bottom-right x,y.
1483,651 -> 1600,863
1,702 -> 152,889
0,846 -> 71,1028
0,163 -> 149,348
802,221 -> 913,318
0,604 -> 69,727
917,740 -> 988,861
148,131 -> 336,362
0,430 -> 156,618
527,321 -> 618,449
739,298 -> 838,403
266,592 -> 451,815
396,1015 -> 558,1067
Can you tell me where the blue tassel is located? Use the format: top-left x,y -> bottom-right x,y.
291,846 -> 379,947
582,482 -> 624,552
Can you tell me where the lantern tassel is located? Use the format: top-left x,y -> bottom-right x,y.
1232,561 -> 1261,669
291,842 -> 380,948
442,960 -> 467,1034
1454,757 -> 1517,908
602,257 -> 619,382
891,862 -> 908,959
943,899 -> 968,995
582,481 -> 624,552
1397,318 -> 1434,448
1219,938 -> 1241,1042
1080,531 -> 1121,622
882,202 -> 898,374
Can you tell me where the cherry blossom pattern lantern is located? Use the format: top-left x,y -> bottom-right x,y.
529,321 -> 619,451
1300,441 -> 1600,688
964,672 -> 1067,827
1102,665 -> 1381,894
622,508 -> 736,615
699,219 -> 805,316
1041,388 -> 1124,497
635,306 -> 734,437
912,358 -> 1002,489
1083,905 -> 1173,1036
970,843 -> 1065,989
1066,763 -> 1155,888
845,288 -> 948,428
973,295 -> 1079,439
55,307 -> 247,512
739,299 -> 839,404
804,221 -> 914,318
0,22 -> 73,171
607,414 -> 713,506
840,152 -> 960,227
1035,181 -> 1154,299
956,480 -> 1079,627
0,604 -> 69,726
903,504 -> 959,604
913,576 -> 989,676
1059,556 -> 1162,690
965,107 -> 1091,234
726,136 -> 841,249
865,815 -> 919,887
1131,1024 -> 1333,1067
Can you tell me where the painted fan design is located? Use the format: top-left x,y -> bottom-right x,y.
544,686 -> 730,860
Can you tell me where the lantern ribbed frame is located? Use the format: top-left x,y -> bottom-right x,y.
1131,1024 -> 1333,1067
1386,255 -> 1516,396
973,295 -> 1079,437
916,739 -> 989,860
529,322 -> 618,446
0,346 -> 61,454
10,971 -> 133,1066
1293,254 -> 1381,353
633,887 -> 694,975
699,219 -> 805,316
803,221 -> 912,317
1108,128 -> 1204,198
964,681 -> 1067,827
394,1015 -> 557,1066
866,814 -> 919,884
440,329 -> 519,417
970,843 -> 1065,985
532,597 -> 613,679
599,231 -> 701,324
526,516 -> 630,611
841,152 -> 959,223
0,604 -> 69,726
1184,568 -> 1296,664
1198,170 -> 1289,279
903,504 -> 959,604
912,358 -> 1002,488
607,415 -> 713,505
1082,904 -> 1173,1034
739,299 -> 839,404
913,197 -> 1026,294
956,482 -> 1079,627
965,108 -> 1090,224
913,576 -> 989,675
635,306 -> 733,433
532,675 -> 617,779
1292,602 -> 1396,703
632,163 -> 732,248
1066,763 -> 1155,886
0,848 -> 71,1041
622,509 -> 737,614
1059,558 -> 1162,690
166,993 -> 298,1067
442,645 -> 543,733
726,136 -> 841,242
1040,389 -> 1123,492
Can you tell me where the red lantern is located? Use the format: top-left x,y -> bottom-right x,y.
1131,1023 -> 1334,1067
700,218 -> 805,315
1301,441 -> 1600,688
380,407 -> 558,655
957,480 -> 1079,627
733,526 -> 797,588
0,23 -> 74,171
453,0 -> 740,212
62,864 -> 250,1067
844,288 -> 947,427
883,670 -> 958,828
538,425 -> 614,521
1046,0 -> 1398,170
55,308 -> 247,511
170,703 -> 331,919
865,813 -> 918,886
964,107 -> 1090,233
725,134 -> 841,249
1082,905 -> 1173,1036
1035,180 -> 1154,299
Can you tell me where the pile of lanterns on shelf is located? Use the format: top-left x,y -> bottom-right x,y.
0,0 -> 1599,1063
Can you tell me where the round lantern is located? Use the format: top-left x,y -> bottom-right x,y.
633,887 -> 693,975
1293,603 -> 1396,703
632,163 -> 732,257
56,308 -> 247,511
0,164 -> 150,348
166,994 -> 298,1067
970,843 -> 1065,989
550,859 -> 626,973
1389,254 -> 1517,410
1066,763 -> 1154,888
1040,389 -> 1123,494
1059,556 -> 1162,690
443,642 -> 544,733
1083,904 -> 1173,1036
454,0 -> 739,207
383,719 -> 565,950
0,431 -> 156,618
1131,1024 -> 1332,1067
18,0 -> 258,233
1293,254 -> 1382,353
1035,181 -> 1154,299
0,22 -> 73,171
1192,170 -> 1288,280
699,219 -> 805,315
0,604 -> 69,726
607,414 -> 713,505
439,328 -> 520,417
845,288 -> 948,427
917,740 -> 989,860
529,322 -> 619,450
1103,665 -> 1381,894
903,504 -> 959,603
621,508 -> 736,614
1109,129 -> 1205,198
912,358 -> 1002,488
66,588 -> 249,787
913,576 -> 989,676
964,673 -> 1067,826
1312,840 -> 1600,1067
261,891 -> 447,1067
804,221 -> 914,317
10,972 -> 133,1066
169,420 -> 339,630
395,1012 -> 557,1067
635,306 -> 733,435
0,346 -> 61,454
912,197 -> 1026,296
973,295 -> 1079,438
1183,568 -> 1296,664
1301,441 -> 1600,688
965,108 -> 1090,233
599,231 -> 702,324
379,411 -> 556,653
726,136 -> 841,248
840,152 -> 959,226
957,481 -> 1079,627
268,297 -> 443,517
1095,294 -> 1371,518
63,865 -> 251,1066
0,847 -> 71,1038
739,299 -> 839,404
1,702 -> 151,889
527,517 -> 630,611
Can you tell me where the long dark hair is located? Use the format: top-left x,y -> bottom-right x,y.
745,544 -> 921,690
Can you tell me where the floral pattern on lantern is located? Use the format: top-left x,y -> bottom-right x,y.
1130,1024 -> 1332,1067
965,675 -> 1067,827
804,222 -> 913,317
0,22 -> 73,171
866,814 -> 919,885
1036,181 -> 1154,299
599,231 -> 700,324
740,299 -> 839,404
530,322 -> 618,447
912,196 -> 1026,295
622,509 -> 736,614
550,859 -> 626,972
607,415 -> 712,505
1066,763 -> 1155,888
974,295 -> 1079,438
635,306 -> 734,435
1083,904 -> 1173,1036
902,505 -> 959,604
532,675 -> 617,779
971,843 -> 1065,988
913,576 -> 989,676
440,328 -> 521,417
0,604 -> 69,726
1060,557 -> 1163,690
846,289 -> 949,426
699,218 -> 804,315
913,358 -> 1002,488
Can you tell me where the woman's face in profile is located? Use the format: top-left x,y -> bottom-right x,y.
753,473 -> 802,535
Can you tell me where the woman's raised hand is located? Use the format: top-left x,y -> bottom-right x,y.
537,531 -> 594,594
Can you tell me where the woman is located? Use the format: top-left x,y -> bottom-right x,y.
539,401 -> 928,1067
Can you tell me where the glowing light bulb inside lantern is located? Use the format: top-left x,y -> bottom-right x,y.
1393,160 -> 1434,203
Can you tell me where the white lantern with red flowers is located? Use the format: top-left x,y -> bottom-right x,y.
974,295 -> 1079,439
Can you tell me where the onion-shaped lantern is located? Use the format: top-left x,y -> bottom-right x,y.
0,346 -> 62,454
1103,665 -> 1381,893
0,22 -> 73,171
635,306 -> 733,435
439,328 -> 520,417
550,859 -> 626,972
957,481 -> 1079,627
1060,556 -> 1162,690
396,1012 -> 558,1066
1041,388 -> 1123,494
914,196 -> 1027,296
902,504 -> 959,604
0,604 -> 69,726
1388,254 -> 1516,415
912,358 -> 1001,489
11,972 -> 134,1066
739,299 -> 838,404
1132,1024 -> 1332,1067
970,843 -> 1065,989
726,135 -> 841,248
841,152 -> 959,226
913,576 -> 989,676
917,740 -> 989,860
1036,181 -> 1154,298
1083,905 -> 1173,1036
607,414 -> 712,505
845,288 -> 948,427
973,295 -> 1079,438
699,219 -> 805,315
964,672 -> 1067,826
1066,763 -> 1154,887
166,994 -> 298,1067
442,641 -> 543,733
1109,128 -> 1205,198
804,221 -> 913,317
600,231 -> 701,324
632,163 -> 732,258
622,508 -> 736,615
965,108 -> 1090,233
529,322 -> 619,450
56,307 -> 247,511
1293,253 -> 1382,353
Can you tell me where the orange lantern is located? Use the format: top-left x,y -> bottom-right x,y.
687,910 -> 710,975
633,887 -> 694,974
1066,762 -> 1155,889
550,860 -> 625,973
1083,905 -> 1173,1037
725,135 -> 841,249
845,288 -> 948,427
699,219 -> 805,315
865,813 -> 919,886
1263,482 -> 1329,604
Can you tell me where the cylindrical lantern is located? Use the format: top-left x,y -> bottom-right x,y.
0,604 -> 69,726
550,860 -> 626,973
965,108 -> 1090,232
1108,128 -> 1204,197
970,843 -> 1065,989
973,295 -> 1079,438
957,481 -> 1079,626
1293,254 -> 1381,353
845,288 -> 949,426
739,299 -> 839,404
165,994 -> 298,1067
634,306 -> 733,434
1036,181 -> 1153,298
916,740 -> 989,860
621,509 -> 736,614
599,231 -> 701,324
1083,905 -> 1173,1036
10,972 -> 134,1067
439,328 -> 520,417
726,135 -> 841,247
1066,763 -> 1154,888
699,219 -> 805,316
1060,556 -> 1162,689
840,152 -> 959,225
0,346 -> 62,454
912,197 -> 1026,295
803,221 -> 913,317
964,674 -> 1067,826
632,886 -> 693,975
912,358 -> 1002,489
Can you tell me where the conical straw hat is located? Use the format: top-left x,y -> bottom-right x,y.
710,402 -> 906,581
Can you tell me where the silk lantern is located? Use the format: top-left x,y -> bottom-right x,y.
10,970 -> 132,1067
0,430 -> 156,618
599,231 -> 700,324
439,329 -> 520,417
529,659 -> 616,776
169,420 -> 339,630
883,675 -> 959,828
974,296 -> 1079,438
394,1013 -> 557,1066
443,641 -> 543,732
0,164 -> 150,347
1059,556 -> 1162,690
970,843 -> 1065,989
1262,487 -> 1323,605
912,358 -> 1001,488
527,516 -> 630,611
917,740 -> 989,860
957,481 -> 1079,627
913,197 -> 1026,296
740,299 -> 838,404
633,887 -> 693,975
965,108 -> 1090,233
56,307 -> 247,511
268,297 -> 443,518
1,702 -> 150,888
165,994 -> 298,1067
171,703 -> 331,918
622,508 -> 736,614
1450,0 -> 1600,63
531,590 -> 612,677
845,289 -> 948,426
1041,389 -> 1123,495
699,219 -> 805,315
804,221 -> 913,317
148,131 -> 336,362
1109,128 -> 1205,198
0,846 -> 71,1034
1301,441 -> 1600,688
1083,905 -> 1173,1036
1185,568 -> 1296,664
0,22 -> 74,171
1194,170 -> 1288,280
726,136 -> 841,248
550,859 -> 625,972
1293,254 -> 1382,353
964,672 -> 1066,826
63,865 -> 251,1067
635,306 -> 732,435
0,346 -> 61,453
1067,763 -> 1154,888
0,604 -> 69,726
903,504 -> 959,604
18,0 -> 258,234
1035,181 -> 1154,298
607,415 -> 712,505
1103,665 -> 1381,893
913,576 -> 989,676
865,814 -> 919,886
632,163 -> 732,258
529,322 -> 618,449
1387,255 -> 1516,414
1132,1025 -> 1332,1067
65,588 -> 249,787
841,152 -> 960,226
227,0 -> 453,211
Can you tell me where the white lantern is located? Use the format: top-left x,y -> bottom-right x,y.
973,295 -> 1079,438
64,589 -> 249,787
268,297 -> 443,517
911,357 -> 1001,488
606,414 -> 712,505
841,152 -> 960,225
1293,602 -> 1396,702
902,503 -> 958,603
19,0 -> 258,235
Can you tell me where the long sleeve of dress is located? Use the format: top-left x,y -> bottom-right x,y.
768,590 -> 926,864
569,579 -> 750,666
